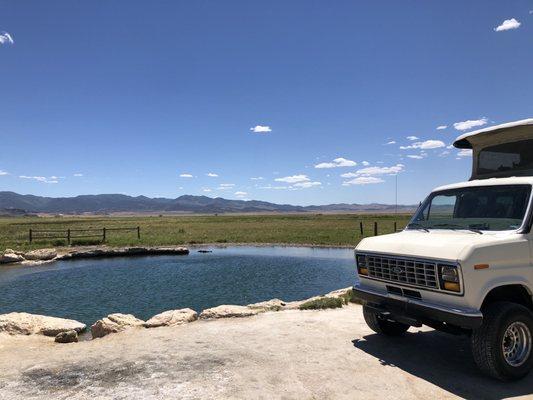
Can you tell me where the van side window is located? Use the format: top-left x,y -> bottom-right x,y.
478,139 -> 533,178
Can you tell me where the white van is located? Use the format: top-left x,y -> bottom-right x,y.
352,118 -> 533,380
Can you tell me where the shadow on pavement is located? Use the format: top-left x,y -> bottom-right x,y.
352,329 -> 533,400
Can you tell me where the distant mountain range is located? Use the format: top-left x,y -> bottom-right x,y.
0,191 -> 417,215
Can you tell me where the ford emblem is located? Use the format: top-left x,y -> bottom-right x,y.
391,266 -> 404,274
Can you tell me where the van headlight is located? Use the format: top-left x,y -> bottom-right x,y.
439,264 -> 461,292
356,254 -> 368,276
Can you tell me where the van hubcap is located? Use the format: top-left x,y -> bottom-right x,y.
502,322 -> 532,367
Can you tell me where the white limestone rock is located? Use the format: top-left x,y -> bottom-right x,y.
199,305 -> 260,319
91,313 -> 145,339
144,308 -> 198,328
0,312 -> 86,336
24,248 -> 57,261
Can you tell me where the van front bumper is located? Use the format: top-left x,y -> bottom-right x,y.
352,283 -> 483,330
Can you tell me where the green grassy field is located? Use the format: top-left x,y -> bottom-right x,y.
0,213 -> 412,251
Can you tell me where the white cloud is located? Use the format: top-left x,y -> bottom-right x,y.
259,185 -> 289,190
314,157 -> 356,169
407,155 -> 424,159
0,32 -> 14,45
385,140 -> 396,145
406,136 -> 419,141
250,125 -> 272,133
355,164 -> 405,176
0,170 -> 9,176
343,176 -> 385,186
217,183 -> 235,190
333,157 -> 356,167
494,18 -> 521,32
19,175 -> 58,184
235,191 -> 247,196
206,173 -> 218,177
361,161 -> 370,166
439,150 -> 450,157
436,125 -> 448,130
453,118 -> 488,131
179,173 -> 193,178
340,172 -> 358,178
275,174 -> 310,183
260,176 -> 321,190
20,176 -> 43,181
314,162 -> 336,169
250,177 -> 264,180
293,181 -> 321,188
73,173 -> 83,177
400,140 -> 445,150
203,188 -> 212,192
457,149 -> 473,158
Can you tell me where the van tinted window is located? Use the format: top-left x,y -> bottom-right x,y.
478,139 -> 533,177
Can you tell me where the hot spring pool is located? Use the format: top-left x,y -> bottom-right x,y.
0,246 -> 356,325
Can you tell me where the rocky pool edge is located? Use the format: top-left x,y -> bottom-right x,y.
0,287 -> 359,343
0,243 -> 355,267
0,245 -> 191,267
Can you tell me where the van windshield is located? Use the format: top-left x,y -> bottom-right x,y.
409,185 -> 531,232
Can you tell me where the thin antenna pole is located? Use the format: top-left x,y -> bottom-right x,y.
395,174 -> 398,216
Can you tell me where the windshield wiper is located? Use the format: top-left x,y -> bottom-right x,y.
432,223 -> 483,234
406,223 -> 429,232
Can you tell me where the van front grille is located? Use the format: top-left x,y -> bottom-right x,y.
363,254 -> 439,289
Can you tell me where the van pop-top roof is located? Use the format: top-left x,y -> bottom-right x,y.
453,118 -> 533,180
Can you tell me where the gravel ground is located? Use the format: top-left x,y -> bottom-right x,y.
0,304 -> 532,400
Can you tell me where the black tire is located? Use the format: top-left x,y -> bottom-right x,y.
471,301 -> 533,381
363,305 -> 410,336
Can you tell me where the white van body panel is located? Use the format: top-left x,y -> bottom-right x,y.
355,175 -> 533,316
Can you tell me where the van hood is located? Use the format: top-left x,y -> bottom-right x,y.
356,230 -> 512,261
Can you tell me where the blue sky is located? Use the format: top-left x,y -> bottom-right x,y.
0,1 -> 532,205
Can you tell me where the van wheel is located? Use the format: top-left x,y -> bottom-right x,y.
363,305 -> 410,336
471,302 -> 533,381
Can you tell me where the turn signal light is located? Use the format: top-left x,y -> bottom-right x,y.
474,264 -> 489,270
359,267 -> 368,276
444,282 -> 460,292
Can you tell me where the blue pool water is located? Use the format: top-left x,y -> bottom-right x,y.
0,246 -> 356,325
